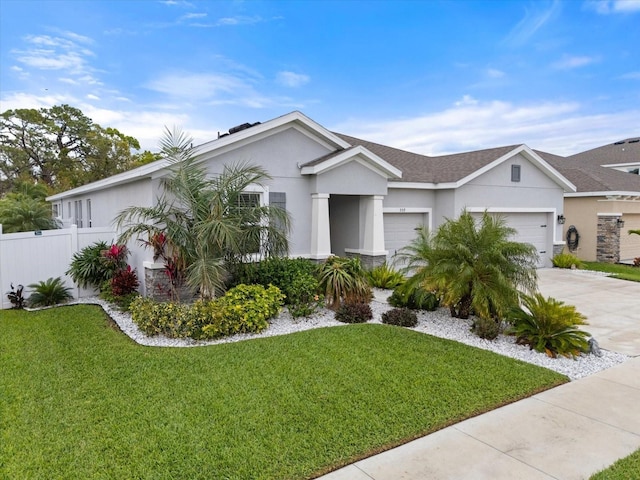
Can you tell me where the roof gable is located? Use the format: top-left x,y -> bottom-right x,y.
299,145 -> 402,179
47,111 -> 350,201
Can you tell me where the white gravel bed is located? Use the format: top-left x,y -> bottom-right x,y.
73,290 -> 628,381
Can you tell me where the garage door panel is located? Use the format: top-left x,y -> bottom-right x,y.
473,212 -> 549,267
384,213 -> 427,263
620,214 -> 640,261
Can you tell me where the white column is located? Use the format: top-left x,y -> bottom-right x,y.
310,193 -> 331,259
362,195 -> 387,255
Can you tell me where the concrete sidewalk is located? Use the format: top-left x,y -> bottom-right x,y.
319,269 -> 640,480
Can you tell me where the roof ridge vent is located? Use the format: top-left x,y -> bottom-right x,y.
614,140 -> 626,145
629,139 -> 639,144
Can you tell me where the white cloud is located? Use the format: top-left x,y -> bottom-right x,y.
86,94 -> 100,101
620,71 -> 640,79
146,72 -> 248,100
503,0 -> 561,47
215,15 -> 264,26
331,98 -> 640,156
180,12 -> 207,21
552,55 -> 598,69
486,68 -> 505,79
276,71 -> 310,88
586,0 -> 640,14
454,95 -> 478,106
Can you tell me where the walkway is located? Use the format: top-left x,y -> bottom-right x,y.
319,269 -> 640,480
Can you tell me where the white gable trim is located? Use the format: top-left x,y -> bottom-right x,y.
300,145 -> 402,179
47,111 -> 350,202
457,145 -> 576,192
565,191 -> 640,198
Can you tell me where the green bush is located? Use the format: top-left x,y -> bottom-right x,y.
388,281 -> 439,311
318,256 -> 372,310
287,273 -> 323,318
66,241 -> 111,289
506,293 -> 590,358
335,301 -> 373,324
552,252 -> 584,269
471,317 -> 501,340
27,277 -> 73,307
366,263 -> 405,289
215,284 -> 285,334
229,257 -> 320,317
130,284 -> 284,340
381,307 -> 418,327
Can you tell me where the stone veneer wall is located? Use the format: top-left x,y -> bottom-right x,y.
144,264 -> 196,302
552,243 -> 565,258
344,251 -> 387,269
596,215 -> 621,263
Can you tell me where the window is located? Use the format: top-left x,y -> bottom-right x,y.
237,193 -> 261,255
74,200 -> 83,227
52,203 -> 59,217
68,202 -> 72,219
269,192 -> 286,232
86,199 -> 92,227
511,164 -> 521,182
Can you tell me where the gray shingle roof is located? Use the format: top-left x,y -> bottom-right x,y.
538,138 -> 640,193
335,133 -> 519,183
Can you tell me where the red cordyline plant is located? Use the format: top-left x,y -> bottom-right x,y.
110,265 -> 139,297
102,244 -> 129,273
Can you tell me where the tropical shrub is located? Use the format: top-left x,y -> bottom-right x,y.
286,273 -> 323,318
366,262 -> 405,289
388,281 -> 439,311
66,241 -> 111,288
335,301 -> 373,324
6,283 -> 25,309
317,256 -> 372,310
116,128 -> 291,300
27,277 -> 73,307
552,252 -> 583,269
215,284 -> 285,334
109,265 -> 139,297
0,194 -> 60,233
471,317 -> 501,340
381,307 -> 418,327
506,293 -> 590,358
229,257 -> 321,317
130,284 -> 284,339
396,211 -> 537,320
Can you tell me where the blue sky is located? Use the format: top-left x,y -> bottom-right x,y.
1,0 -> 639,156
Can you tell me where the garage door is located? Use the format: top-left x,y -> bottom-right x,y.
384,213 -> 427,265
473,212 -> 550,268
620,214 -> 640,261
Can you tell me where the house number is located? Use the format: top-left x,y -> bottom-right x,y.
400,208 -> 406,212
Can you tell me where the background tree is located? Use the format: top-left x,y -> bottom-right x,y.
116,127 -> 291,299
0,180 -> 60,233
0,104 -> 145,194
396,210 -> 538,320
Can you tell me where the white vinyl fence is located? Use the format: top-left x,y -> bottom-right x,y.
0,225 -> 117,309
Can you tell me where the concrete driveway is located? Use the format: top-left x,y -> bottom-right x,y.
537,268 -> 640,357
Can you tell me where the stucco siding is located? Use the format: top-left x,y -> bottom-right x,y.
329,195 -> 360,256
313,160 -> 388,195
384,189 -> 436,209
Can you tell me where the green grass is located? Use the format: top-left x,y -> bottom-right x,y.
1,305 -> 567,479
583,262 -> 640,282
591,448 -> 640,479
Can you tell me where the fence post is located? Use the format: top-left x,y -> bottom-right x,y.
70,224 -> 80,299
0,224 -> 3,308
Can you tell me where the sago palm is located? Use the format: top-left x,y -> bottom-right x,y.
116,127 -> 290,299
396,210 -> 538,320
0,195 -> 60,233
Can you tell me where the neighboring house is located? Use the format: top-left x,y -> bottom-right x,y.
46,111 -> 574,296
540,138 -> 640,263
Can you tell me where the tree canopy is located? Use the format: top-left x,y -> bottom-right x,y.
0,104 -> 157,195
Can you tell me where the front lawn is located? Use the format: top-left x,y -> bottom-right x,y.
583,262 -> 640,282
1,305 -> 567,479
591,448 -> 640,479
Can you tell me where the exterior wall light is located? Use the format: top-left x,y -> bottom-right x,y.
557,214 -> 566,225
617,218 -> 625,228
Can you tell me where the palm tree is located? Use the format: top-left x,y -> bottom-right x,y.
115,127 -> 290,299
0,195 -> 60,233
396,210 -> 538,320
